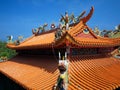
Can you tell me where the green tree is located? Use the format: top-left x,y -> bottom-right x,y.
0,40 -> 17,60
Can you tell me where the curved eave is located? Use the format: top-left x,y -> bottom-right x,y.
7,32 -> 55,50
96,36 -> 120,46
81,6 -> 94,23
72,37 -> 120,48
54,31 -> 120,48
7,43 -> 54,50
68,6 -> 97,38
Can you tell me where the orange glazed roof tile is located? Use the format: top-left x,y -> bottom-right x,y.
68,55 -> 120,90
7,32 -> 55,49
0,55 -> 120,89
0,55 -> 59,90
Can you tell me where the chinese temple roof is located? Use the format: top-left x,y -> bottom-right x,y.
7,7 -> 120,50
0,55 -> 120,89
2,6 -> 120,90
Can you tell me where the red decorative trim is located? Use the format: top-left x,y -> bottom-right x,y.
76,32 -> 95,38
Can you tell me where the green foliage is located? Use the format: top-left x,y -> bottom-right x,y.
0,41 -> 17,59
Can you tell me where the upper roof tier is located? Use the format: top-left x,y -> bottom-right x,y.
7,7 -> 120,50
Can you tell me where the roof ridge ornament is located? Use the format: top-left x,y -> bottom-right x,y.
7,35 -> 13,43
32,23 -> 48,35
60,10 -> 86,30
81,6 -> 94,23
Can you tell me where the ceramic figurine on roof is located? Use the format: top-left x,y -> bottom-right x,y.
55,29 -> 63,40
93,26 -> 101,36
15,39 -> 20,45
32,28 -> 39,35
51,23 -> 56,29
69,13 -> 76,24
18,35 -> 24,41
65,12 -> 69,30
60,10 -> 86,30
14,35 -> 24,46
7,35 -> 13,43
32,23 -> 48,35
37,23 -> 48,33
60,12 -> 69,30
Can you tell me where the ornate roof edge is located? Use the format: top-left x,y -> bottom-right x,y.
54,30 -> 120,48
81,6 -> 94,23
54,31 -> 78,47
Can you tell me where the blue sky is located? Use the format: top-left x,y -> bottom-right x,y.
0,0 -> 120,41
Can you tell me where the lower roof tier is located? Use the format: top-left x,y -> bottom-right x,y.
0,55 -> 120,89
68,55 -> 120,89
0,55 -> 59,90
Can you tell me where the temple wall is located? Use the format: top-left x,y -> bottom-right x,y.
71,47 -> 114,55
17,47 -> 115,57
17,48 -> 66,57
98,47 -> 114,54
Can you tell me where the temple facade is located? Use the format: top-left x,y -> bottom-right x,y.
0,6 -> 120,90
